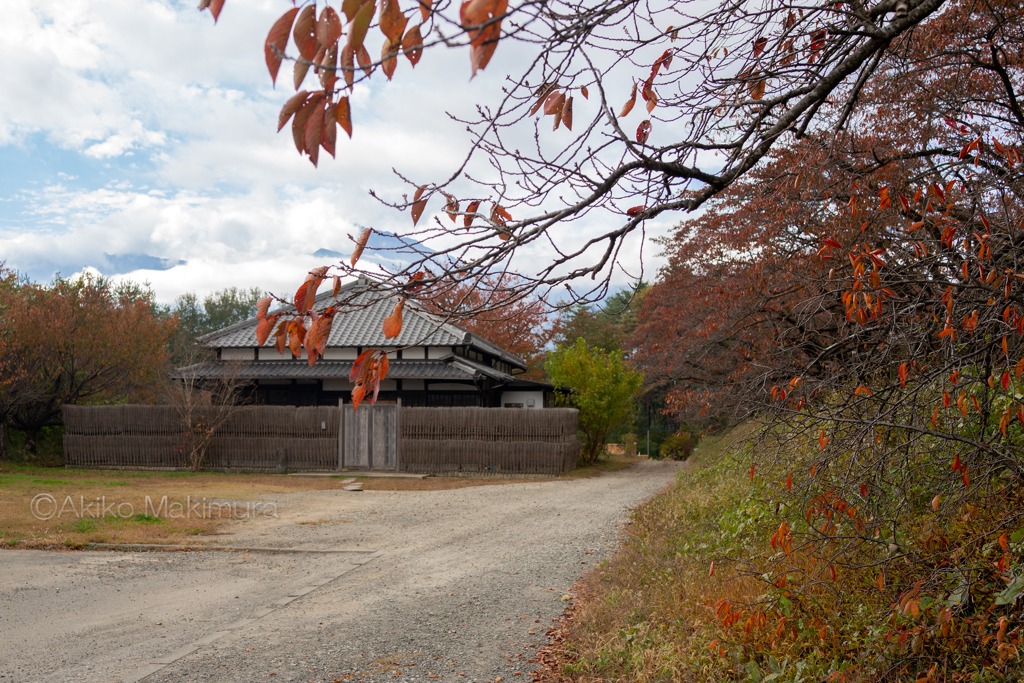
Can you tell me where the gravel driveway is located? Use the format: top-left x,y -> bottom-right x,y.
0,460 -> 686,683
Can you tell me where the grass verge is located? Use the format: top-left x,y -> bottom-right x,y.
535,424 -> 771,682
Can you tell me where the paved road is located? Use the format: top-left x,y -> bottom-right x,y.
0,460 -> 686,683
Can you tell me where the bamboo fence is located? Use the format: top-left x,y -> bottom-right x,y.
62,405 -> 338,471
398,407 -> 579,475
62,405 -> 579,474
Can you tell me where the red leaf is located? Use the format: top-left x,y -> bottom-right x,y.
380,0 -> 407,44
351,228 -> 371,266
561,96 -> 573,131
274,320 -> 290,355
199,0 -> 226,23
256,297 -> 273,320
321,101 -> 337,158
402,24 -> 424,66
351,381 -> 367,412
256,313 -> 280,346
619,82 -> 637,117
580,85 -> 589,99
461,0 -> 507,78
332,275 -> 341,297
785,475 -> 792,491
543,90 -> 563,116
350,349 -> 374,382
464,200 -> 481,228
381,37 -> 399,80
383,297 -> 405,338
898,362 -> 907,388
419,0 -> 432,22
340,44 -> 356,90
357,45 -> 373,77
292,91 -> 324,154
294,266 -> 329,314
304,98 -> 326,167
281,92 -> 310,127
444,193 -> 460,223
626,205 -> 646,217
305,306 -> 336,365
411,185 -> 428,225
288,319 -> 306,357
336,96 -> 353,138
752,36 -> 767,57
293,5 -> 318,60
636,120 -> 651,144
265,8 -> 299,86
317,6 -> 343,48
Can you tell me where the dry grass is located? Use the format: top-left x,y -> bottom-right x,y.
0,453 -> 639,549
540,425 -> 767,683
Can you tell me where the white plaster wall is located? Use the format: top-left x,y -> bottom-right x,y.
257,347 -> 304,361
322,347 -> 358,360
500,391 -> 544,409
402,347 -> 425,359
221,348 -> 254,361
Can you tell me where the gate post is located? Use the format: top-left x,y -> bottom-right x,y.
337,398 -> 344,470
395,398 -> 402,472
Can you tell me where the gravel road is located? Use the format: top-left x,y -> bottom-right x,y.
0,460 -> 686,683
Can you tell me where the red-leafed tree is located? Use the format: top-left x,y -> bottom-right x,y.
0,271 -> 175,455
628,0 -> 1024,676
419,273 -> 560,380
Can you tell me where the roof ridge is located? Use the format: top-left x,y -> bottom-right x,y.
196,277 -> 364,344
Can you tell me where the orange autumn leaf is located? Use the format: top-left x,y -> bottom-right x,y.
351,228 -> 371,266
265,8 -> 299,85
411,185 -> 428,225
383,297 -> 405,338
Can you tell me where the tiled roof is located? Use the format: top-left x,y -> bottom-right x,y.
196,277 -> 527,369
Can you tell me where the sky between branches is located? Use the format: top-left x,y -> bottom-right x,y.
0,0 -> 671,304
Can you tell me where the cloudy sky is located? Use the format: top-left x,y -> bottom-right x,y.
1,0 -> 673,304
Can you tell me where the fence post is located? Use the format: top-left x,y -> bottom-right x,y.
338,398 -> 344,471
396,398 -> 402,472
276,448 -> 288,474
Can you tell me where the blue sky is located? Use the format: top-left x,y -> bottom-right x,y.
1,0 -> 670,304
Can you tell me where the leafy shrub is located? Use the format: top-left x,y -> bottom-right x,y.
660,432 -> 694,461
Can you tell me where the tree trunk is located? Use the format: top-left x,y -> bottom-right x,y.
0,421 -> 6,461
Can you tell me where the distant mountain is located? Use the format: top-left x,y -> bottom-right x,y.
100,253 -> 186,274
314,229 -> 431,263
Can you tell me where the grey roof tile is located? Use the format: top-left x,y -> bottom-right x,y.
196,278 -> 527,368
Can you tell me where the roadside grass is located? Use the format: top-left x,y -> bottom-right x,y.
539,423 -> 1024,683
539,424 -> 769,683
0,452 -> 640,548
563,452 -> 642,478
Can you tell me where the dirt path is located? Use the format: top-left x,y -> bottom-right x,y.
0,459 -> 686,683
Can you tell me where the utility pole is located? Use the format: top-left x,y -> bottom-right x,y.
646,401 -> 651,458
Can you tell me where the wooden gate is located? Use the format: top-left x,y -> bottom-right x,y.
338,402 -> 399,470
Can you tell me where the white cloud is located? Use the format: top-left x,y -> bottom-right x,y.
0,0 -> 672,305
